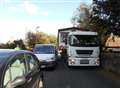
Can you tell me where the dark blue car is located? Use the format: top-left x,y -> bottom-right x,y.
0,49 -> 44,88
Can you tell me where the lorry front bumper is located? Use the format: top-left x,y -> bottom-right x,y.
68,57 -> 100,66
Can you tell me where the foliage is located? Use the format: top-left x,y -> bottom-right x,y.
72,3 -> 92,30
13,39 -> 26,49
0,39 -> 26,49
25,31 -> 37,48
92,0 -> 120,36
25,31 -> 57,48
71,3 -> 107,45
48,34 -> 57,45
0,31 -> 56,49
0,43 -> 8,49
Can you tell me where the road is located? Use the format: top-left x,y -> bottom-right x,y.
43,60 -> 120,88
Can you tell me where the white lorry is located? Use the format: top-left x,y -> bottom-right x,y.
58,27 -> 100,66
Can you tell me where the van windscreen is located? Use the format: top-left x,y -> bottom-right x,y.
33,45 -> 55,54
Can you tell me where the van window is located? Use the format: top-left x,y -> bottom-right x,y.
33,45 -> 55,54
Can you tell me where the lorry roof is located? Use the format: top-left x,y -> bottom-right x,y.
58,27 -> 81,32
69,31 -> 98,35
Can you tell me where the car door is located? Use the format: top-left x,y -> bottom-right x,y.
3,54 -> 28,88
24,53 -> 43,88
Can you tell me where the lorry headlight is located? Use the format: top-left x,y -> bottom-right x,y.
68,57 -> 76,64
93,58 -> 100,65
71,59 -> 75,62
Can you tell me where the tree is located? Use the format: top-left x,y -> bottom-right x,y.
72,3 -> 107,44
0,43 -> 7,48
25,31 -> 57,49
48,34 -> 57,45
35,32 -> 49,44
13,39 -> 26,49
90,0 -> 120,45
25,31 -> 36,48
0,39 -> 26,49
72,3 -> 92,30
92,0 -> 120,35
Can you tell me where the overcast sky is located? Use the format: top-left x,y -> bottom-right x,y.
0,0 -> 92,43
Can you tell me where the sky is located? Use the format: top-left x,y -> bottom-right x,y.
0,0 -> 92,43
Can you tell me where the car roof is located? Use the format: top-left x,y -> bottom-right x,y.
0,49 -> 33,63
0,49 -> 16,56
0,49 -> 32,54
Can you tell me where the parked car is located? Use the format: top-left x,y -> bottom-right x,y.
0,49 -> 44,88
33,44 -> 57,69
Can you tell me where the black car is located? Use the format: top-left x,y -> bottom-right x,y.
0,49 -> 44,88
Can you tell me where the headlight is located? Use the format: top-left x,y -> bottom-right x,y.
71,59 -> 75,62
51,57 -> 55,60
46,57 -> 55,62
68,57 -> 76,64
93,58 -> 100,65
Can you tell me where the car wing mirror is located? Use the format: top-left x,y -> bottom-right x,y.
11,76 -> 26,88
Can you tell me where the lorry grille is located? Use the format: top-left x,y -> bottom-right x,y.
76,50 -> 93,54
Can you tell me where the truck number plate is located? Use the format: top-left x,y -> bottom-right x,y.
80,60 -> 89,64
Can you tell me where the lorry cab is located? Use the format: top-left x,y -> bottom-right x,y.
67,31 -> 100,66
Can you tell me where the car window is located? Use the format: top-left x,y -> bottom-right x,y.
3,54 -> 27,87
25,54 -> 39,72
3,68 -> 11,88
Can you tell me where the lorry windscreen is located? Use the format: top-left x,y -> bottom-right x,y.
69,35 -> 99,47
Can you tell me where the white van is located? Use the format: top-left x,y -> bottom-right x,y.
33,44 -> 57,68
